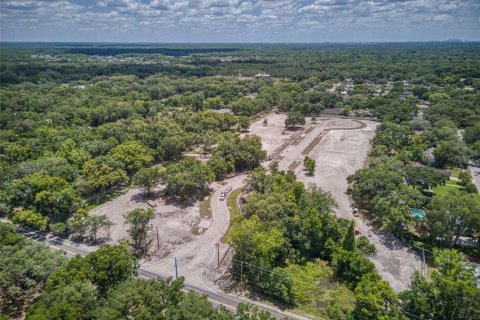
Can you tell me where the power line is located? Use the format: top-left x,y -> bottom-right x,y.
230,259 -> 480,320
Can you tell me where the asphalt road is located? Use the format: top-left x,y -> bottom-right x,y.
4,220 -> 302,320
4,116 -> 420,317
468,160 -> 480,193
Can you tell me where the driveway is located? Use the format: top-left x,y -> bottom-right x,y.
141,175 -> 246,288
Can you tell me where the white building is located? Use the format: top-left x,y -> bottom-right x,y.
255,72 -> 271,78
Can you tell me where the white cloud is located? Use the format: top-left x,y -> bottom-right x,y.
1,0 -> 479,41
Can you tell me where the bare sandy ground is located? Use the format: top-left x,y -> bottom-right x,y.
273,117 -> 421,292
90,176 -> 246,288
243,113 -> 301,157
90,115 -> 421,293
141,176 -> 246,286
90,187 -> 200,258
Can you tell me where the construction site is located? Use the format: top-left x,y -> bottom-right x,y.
89,113 -> 420,295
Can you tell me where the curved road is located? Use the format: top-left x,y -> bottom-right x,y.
5,172 -> 306,320
8,220 -> 300,320
7,117 -> 420,318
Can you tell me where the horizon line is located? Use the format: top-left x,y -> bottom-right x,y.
1,40 -> 479,45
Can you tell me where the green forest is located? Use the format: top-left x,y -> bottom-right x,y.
1,43 -> 479,319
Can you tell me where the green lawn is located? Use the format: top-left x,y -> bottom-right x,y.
450,168 -> 463,178
288,260 -> 356,319
199,193 -> 213,219
445,179 -> 461,186
222,188 -> 242,243
433,183 -> 463,196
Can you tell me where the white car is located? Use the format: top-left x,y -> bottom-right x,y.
353,208 -> 359,217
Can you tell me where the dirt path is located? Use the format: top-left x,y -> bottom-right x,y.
244,113 -> 304,158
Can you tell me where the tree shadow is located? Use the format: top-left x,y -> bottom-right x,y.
91,236 -> 111,245
163,196 -> 195,209
131,190 -> 163,203
68,235 -> 110,246
374,230 -> 421,258
284,126 -> 304,132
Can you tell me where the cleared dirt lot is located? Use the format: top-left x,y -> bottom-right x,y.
141,176 -> 246,287
272,117 -> 421,292
90,188 -> 201,258
276,118 -> 376,219
243,113 -> 302,157
91,115 -> 421,293
295,119 -> 374,190
90,176 -> 246,288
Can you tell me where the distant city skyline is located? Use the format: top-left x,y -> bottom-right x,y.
1,0 -> 479,43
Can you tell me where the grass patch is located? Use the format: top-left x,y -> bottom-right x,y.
199,193 -> 213,219
450,168 -> 463,178
445,179 -> 461,186
433,183 -> 464,196
287,260 -> 356,319
222,188 -> 242,243
85,187 -> 129,211
288,161 -> 300,171
301,134 -> 323,155
304,126 -> 315,135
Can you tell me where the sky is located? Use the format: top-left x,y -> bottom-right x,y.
1,0 -> 479,43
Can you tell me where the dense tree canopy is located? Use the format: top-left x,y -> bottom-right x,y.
1,42 -> 480,320
425,191 -> 480,248
7,234 -> 276,320
132,167 -> 162,195
0,223 -> 67,318
230,169 -> 397,316
161,157 -> 215,202
401,249 -> 480,320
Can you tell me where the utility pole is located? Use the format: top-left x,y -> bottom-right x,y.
421,247 -> 426,277
413,245 -> 428,277
174,257 -> 178,279
216,242 -> 220,268
156,227 -> 160,251
240,261 -> 243,285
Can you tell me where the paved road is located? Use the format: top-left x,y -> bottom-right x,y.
5,117 -> 422,316
3,191 -> 304,320
468,160 -> 480,193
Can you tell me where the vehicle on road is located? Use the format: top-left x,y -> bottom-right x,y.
353,207 -> 359,217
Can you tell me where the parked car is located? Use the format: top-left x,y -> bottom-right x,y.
354,226 -> 360,235
353,207 -> 359,217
